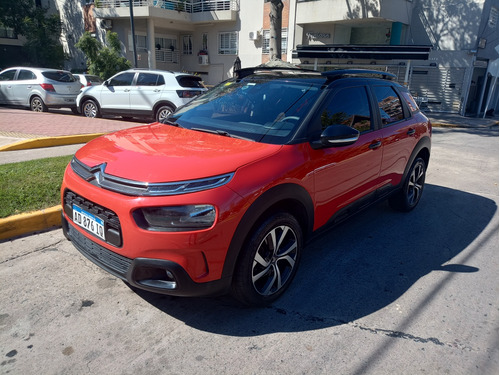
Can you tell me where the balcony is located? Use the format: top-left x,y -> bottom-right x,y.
95,0 -> 239,24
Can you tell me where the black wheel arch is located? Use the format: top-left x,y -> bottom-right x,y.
221,183 -> 314,280
401,136 -> 431,187
80,95 -> 100,112
153,101 -> 176,114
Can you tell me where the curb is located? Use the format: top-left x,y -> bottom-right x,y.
0,206 -> 62,241
0,133 -> 105,151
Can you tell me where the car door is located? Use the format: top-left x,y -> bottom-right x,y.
100,72 -> 135,115
372,84 -> 419,187
12,69 -> 38,106
130,72 -> 165,115
0,69 -> 18,104
310,84 -> 384,223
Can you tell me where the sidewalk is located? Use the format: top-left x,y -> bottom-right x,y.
0,106 -> 498,241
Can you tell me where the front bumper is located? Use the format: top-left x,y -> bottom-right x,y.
62,214 -> 231,297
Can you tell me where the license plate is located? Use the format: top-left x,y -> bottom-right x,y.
73,204 -> 105,241
65,98 -> 75,102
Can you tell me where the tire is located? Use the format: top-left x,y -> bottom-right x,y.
82,99 -> 101,118
231,212 -> 302,306
155,104 -> 174,123
30,96 -> 48,112
389,157 -> 427,212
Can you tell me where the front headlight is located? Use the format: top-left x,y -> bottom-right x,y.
134,205 -> 216,232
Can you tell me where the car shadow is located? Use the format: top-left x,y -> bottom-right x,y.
130,184 -> 497,336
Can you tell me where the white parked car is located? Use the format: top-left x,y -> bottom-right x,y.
76,69 -> 207,122
0,67 -> 81,113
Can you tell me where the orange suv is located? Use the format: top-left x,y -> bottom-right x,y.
61,67 -> 431,306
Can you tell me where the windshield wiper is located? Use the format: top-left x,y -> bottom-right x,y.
192,127 -> 252,141
161,118 -> 181,127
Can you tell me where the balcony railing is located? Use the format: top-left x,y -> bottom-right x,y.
96,0 -> 237,12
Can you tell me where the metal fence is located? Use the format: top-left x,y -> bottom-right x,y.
97,0 -> 237,12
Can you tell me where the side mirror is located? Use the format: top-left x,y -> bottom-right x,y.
312,124 -> 360,149
103,80 -> 109,86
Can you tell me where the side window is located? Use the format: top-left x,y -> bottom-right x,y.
109,72 -> 135,86
320,86 -> 372,133
137,73 -> 164,86
399,89 -> 419,113
0,69 -> 17,81
17,70 -> 36,80
373,86 -> 404,126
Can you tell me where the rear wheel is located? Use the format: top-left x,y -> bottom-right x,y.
30,96 -> 48,112
82,99 -> 101,118
231,212 -> 302,306
389,157 -> 427,212
155,104 -> 175,123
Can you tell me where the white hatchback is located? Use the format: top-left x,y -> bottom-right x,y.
76,69 -> 206,122
0,67 -> 81,113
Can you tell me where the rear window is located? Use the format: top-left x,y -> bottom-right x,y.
42,71 -> 77,82
87,76 -> 103,84
176,76 -> 204,88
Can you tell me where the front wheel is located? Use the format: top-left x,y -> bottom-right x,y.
82,99 -> 101,118
231,212 -> 302,306
155,104 -> 175,123
389,157 -> 427,212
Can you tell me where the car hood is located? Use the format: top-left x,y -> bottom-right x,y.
74,123 -> 282,183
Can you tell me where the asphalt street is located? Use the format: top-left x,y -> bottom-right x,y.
0,124 -> 498,374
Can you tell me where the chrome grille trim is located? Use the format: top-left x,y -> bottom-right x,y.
71,157 -> 234,196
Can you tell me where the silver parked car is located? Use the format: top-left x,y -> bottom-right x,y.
76,69 -> 206,122
0,67 -> 81,113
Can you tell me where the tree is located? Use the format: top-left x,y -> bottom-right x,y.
268,0 -> 284,61
76,31 -> 131,80
0,0 -> 66,68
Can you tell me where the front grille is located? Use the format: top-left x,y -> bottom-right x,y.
63,189 -> 122,247
68,223 -> 131,280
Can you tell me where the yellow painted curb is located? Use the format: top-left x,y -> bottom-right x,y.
0,206 -> 62,241
0,133 -> 105,151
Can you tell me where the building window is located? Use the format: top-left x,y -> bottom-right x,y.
0,25 -> 16,39
129,34 -> 147,52
183,35 -> 193,55
155,37 -> 179,63
262,29 -> 287,55
218,32 -> 238,55
202,33 -> 208,52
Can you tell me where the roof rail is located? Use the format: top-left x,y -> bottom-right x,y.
322,69 -> 397,81
235,66 -> 319,80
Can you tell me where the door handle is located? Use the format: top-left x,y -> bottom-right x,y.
124,89 -> 130,92
407,128 -> 416,136
369,140 -> 382,149
154,89 -> 161,92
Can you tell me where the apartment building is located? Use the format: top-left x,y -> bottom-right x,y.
5,0 -> 496,115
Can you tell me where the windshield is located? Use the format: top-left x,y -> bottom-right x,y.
170,76 -> 323,144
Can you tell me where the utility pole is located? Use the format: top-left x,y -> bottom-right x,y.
129,0 -> 138,68
269,0 -> 283,61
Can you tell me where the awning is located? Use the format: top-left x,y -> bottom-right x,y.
292,44 -> 432,61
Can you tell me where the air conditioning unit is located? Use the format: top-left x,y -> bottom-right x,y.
101,19 -> 113,29
198,54 -> 209,65
249,31 -> 260,40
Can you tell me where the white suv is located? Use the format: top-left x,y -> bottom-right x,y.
76,69 -> 206,122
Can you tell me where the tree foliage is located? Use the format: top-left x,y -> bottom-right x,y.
0,0 -> 66,68
76,31 -> 131,80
